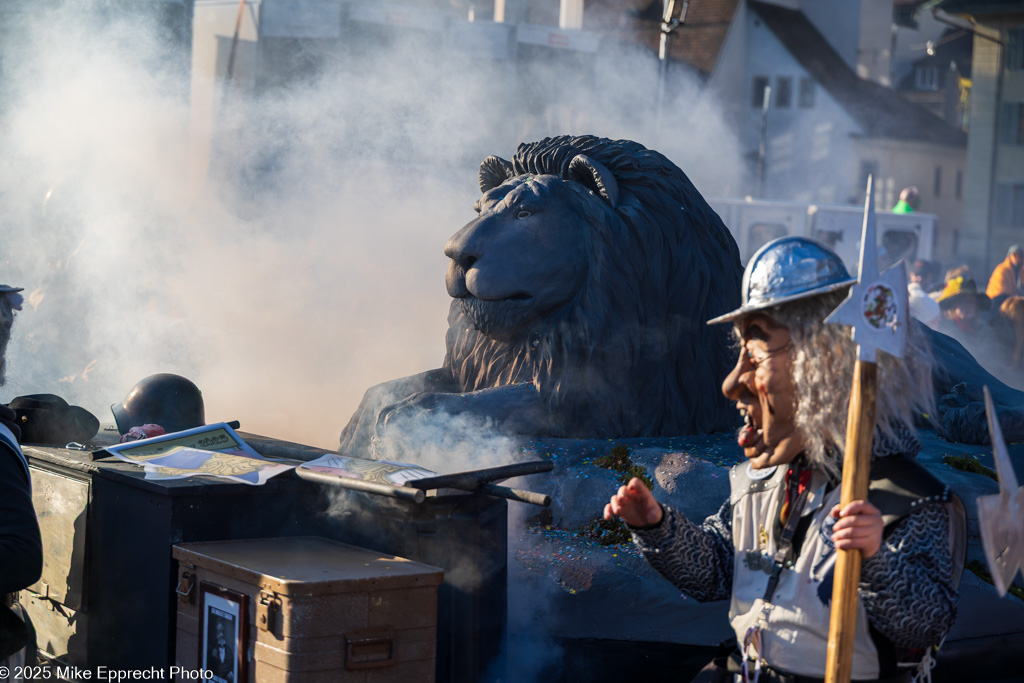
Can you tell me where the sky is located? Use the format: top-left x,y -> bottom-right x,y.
0,0 -> 744,449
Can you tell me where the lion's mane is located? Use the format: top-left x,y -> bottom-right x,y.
444,135 -> 744,437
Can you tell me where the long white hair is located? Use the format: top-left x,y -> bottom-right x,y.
753,289 -> 935,478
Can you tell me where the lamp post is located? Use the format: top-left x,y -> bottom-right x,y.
656,1 -> 689,129
755,83 -> 771,197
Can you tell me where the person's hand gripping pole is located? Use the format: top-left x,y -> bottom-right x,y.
822,176 -> 910,683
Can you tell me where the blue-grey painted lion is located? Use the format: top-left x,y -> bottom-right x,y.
339,136 -> 744,455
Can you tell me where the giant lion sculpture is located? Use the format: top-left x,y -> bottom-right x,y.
339,135 -> 744,455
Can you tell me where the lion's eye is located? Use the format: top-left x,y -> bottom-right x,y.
517,210 -> 531,219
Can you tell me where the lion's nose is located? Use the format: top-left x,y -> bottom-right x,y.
444,220 -> 484,270
444,219 -> 485,298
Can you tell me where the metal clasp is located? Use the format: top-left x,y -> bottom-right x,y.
256,590 -> 280,633
175,570 -> 194,603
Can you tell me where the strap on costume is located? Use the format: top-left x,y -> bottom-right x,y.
763,466 -> 812,602
742,465 -> 814,683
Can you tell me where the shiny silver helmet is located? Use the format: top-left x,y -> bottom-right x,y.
707,236 -> 856,325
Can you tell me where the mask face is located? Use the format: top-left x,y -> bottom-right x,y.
949,297 -> 977,323
723,313 -> 803,470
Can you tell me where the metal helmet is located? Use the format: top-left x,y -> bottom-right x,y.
111,373 -> 205,435
707,236 -> 856,325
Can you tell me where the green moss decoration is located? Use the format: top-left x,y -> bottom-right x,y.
942,455 -> 998,481
576,516 -> 633,546
593,443 -> 655,490
966,559 -> 1024,601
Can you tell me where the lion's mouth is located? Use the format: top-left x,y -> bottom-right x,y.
458,295 -> 537,339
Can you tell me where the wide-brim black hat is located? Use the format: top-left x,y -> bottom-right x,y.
7,393 -> 100,445
936,276 -> 991,312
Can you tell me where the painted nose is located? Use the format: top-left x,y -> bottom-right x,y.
722,350 -> 753,400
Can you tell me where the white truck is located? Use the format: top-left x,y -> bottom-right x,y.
709,196 -> 935,275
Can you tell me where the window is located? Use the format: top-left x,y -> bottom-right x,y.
859,160 -> 878,192
798,77 -> 815,108
915,65 -> 939,90
994,184 -> 1024,227
775,76 -> 792,108
1017,186 -> 1024,228
1000,103 -> 1024,145
751,76 -> 770,107
934,166 -> 942,197
882,230 -> 919,265
955,169 -> 962,200
1007,29 -> 1024,72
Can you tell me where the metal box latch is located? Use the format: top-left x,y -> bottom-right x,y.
345,627 -> 396,670
256,591 -> 280,633
175,568 -> 195,604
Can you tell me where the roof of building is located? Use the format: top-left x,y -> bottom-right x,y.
749,1 -> 967,146
585,0 -> 741,77
928,0 -> 1024,18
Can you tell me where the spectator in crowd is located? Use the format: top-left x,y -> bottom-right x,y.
892,186 -> 920,213
909,261 -> 941,327
932,265 -> 974,301
986,244 -> 1024,309
998,296 -> 1024,370
935,276 -> 991,344
912,259 -> 943,293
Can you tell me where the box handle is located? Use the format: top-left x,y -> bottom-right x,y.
175,571 -> 194,603
345,627 -> 396,670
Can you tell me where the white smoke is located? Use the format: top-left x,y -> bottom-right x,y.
0,1 -> 744,449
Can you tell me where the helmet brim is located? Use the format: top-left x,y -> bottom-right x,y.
706,277 -> 857,325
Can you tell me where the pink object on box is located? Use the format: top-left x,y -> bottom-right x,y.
120,424 -> 166,443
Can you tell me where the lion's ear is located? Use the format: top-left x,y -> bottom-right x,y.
568,155 -> 619,208
479,156 -> 515,193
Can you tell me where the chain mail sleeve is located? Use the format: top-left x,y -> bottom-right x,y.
858,503 -> 958,649
629,500 -> 734,602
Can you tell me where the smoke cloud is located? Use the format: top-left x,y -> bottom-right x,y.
0,1 -> 744,449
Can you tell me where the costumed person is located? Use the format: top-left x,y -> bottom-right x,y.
935,275 -> 991,346
605,238 -> 965,683
907,261 -> 940,328
997,296 -> 1024,371
891,186 -> 919,214
0,285 -> 43,679
985,244 -> 1024,309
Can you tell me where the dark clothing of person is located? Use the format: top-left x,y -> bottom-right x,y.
0,427 -> 42,595
208,643 -> 233,681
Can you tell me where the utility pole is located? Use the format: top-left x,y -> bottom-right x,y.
755,83 -> 771,198
656,0 -> 689,129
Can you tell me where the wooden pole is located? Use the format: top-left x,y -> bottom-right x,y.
825,359 -> 877,683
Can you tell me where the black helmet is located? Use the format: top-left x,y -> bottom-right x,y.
111,373 -> 205,435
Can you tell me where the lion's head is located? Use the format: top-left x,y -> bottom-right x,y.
442,135 -> 743,437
